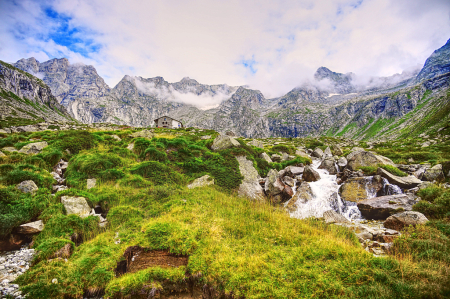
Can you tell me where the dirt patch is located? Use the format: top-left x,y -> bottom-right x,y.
115,246 -> 188,277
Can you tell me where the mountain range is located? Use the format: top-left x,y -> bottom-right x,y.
3,38 -> 450,139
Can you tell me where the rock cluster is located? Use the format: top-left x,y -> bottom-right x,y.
0,248 -> 35,299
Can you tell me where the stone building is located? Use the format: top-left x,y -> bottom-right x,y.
154,116 -> 184,128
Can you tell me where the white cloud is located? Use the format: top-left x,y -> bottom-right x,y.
1,0 -> 449,99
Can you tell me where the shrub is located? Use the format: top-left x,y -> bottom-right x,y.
357,166 -> 377,175
417,185 -> 444,202
142,147 -> 167,162
271,144 -> 296,155
130,161 -> 186,185
413,189 -> 450,219
4,165 -> 55,188
108,205 -> 144,229
67,152 -> 124,180
54,130 -> 96,154
379,164 -> 407,177
33,238 -> 74,263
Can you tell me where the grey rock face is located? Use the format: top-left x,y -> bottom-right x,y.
17,180 -> 38,193
346,150 -> 394,171
236,156 -> 265,200
15,220 -> 44,234
303,166 -> 321,182
357,194 -> 415,220
384,211 -> 428,231
415,38 -> 450,83
377,168 -> 422,189
61,196 -> 91,218
187,175 -> 214,189
314,67 -> 356,94
211,135 -> 240,151
18,141 -> 48,154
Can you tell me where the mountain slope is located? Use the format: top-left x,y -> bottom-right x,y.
0,60 -> 73,129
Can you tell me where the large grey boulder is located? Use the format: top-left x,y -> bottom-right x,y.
61,196 -> 91,218
357,194 -> 415,220
187,175 -> 215,189
337,157 -> 347,171
303,166 -> 321,182
332,145 -> 343,156
15,220 -> 44,234
346,150 -> 395,171
384,211 -> 428,231
248,139 -> 264,149
18,141 -> 48,154
323,210 -> 350,224
323,147 -> 333,158
211,135 -> 240,151
284,166 -> 304,177
259,152 -> 273,163
17,180 -> 38,193
264,169 -> 291,203
318,158 -> 337,174
311,148 -> 324,158
130,129 -> 154,139
377,168 -> 422,189
236,156 -> 265,200
422,164 -> 445,182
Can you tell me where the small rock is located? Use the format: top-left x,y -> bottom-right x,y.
322,210 -> 350,224
384,211 -> 429,231
211,135 -> 240,151
15,220 -> 44,234
187,175 -> 214,189
87,178 -> 97,189
127,143 -> 135,151
61,196 -> 91,218
17,180 -> 38,193
130,129 -> 154,139
303,166 -> 321,182
259,152 -> 273,163
18,141 -> 48,154
311,148 -> 324,158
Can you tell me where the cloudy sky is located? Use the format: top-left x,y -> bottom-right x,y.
1,0 -> 450,98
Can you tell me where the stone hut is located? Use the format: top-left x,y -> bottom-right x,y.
154,116 -> 184,128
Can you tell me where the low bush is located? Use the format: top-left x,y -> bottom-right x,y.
379,164 -> 407,177
413,189 -> 450,219
130,161 -> 186,185
53,130 -> 96,154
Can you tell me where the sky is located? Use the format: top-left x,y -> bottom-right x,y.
1,0 -> 450,98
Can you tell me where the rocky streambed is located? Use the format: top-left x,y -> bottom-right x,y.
0,247 -> 35,298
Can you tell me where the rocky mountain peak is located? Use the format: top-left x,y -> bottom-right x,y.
179,77 -> 198,84
314,66 -> 356,94
415,38 -> 450,82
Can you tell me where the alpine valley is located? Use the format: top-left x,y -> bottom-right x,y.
2,38 -> 449,140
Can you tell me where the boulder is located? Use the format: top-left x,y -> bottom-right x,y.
346,150 -> 394,171
303,166 -> 321,182
339,177 -> 371,203
271,154 -> 282,162
248,139 -> 264,148
281,152 -> 290,161
2,146 -> 17,152
264,169 -> 291,203
422,164 -> 445,182
318,158 -> 337,174
61,196 -> 91,218
127,143 -> 135,151
187,175 -> 215,189
111,135 -> 121,141
18,141 -> 48,154
384,211 -> 428,231
0,151 -> 6,157
332,145 -> 343,156
130,129 -> 154,139
284,166 -> 304,177
357,194 -> 415,220
17,180 -> 38,193
211,135 -> 240,151
323,210 -> 350,224
259,152 -> 273,163
323,147 -> 333,158
236,156 -> 265,200
15,220 -> 44,234
286,182 -> 314,212
87,178 -> 97,189
337,157 -> 347,171
377,168 -> 422,189
295,149 -> 309,158
311,148 -> 324,158
282,176 -> 295,187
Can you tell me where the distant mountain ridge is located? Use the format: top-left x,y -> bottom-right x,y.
9,38 -> 450,140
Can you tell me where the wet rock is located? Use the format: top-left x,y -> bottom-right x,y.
322,210 -> 350,224
87,178 -> 97,189
286,182 -> 313,212
346,150 -> 395,171
130,129 -> 154,139
282,176 -> 295,187
15,220 -> 44,234
236,156 -> 265,200
318,158 -> 337,174
61,196 -> 91,218
248,139 -> 264,148
211,135 -> 240,151
357,194 -> 415,220
18,141 -> 48,154
384,211 -> 428,231
377,167 -> 422,189
187,175 -> 214,189
259,152 -> 273,163
265,169 -> 290,203
422,164 -> 445,182
339,177 -> 370,202
303,165 -> 321,182
311,148 -> 324,158
16,180 -> 38,193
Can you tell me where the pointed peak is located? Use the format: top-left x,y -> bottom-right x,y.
180,77 -> 198,84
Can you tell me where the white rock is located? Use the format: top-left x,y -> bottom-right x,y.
61,196 -> 91,218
